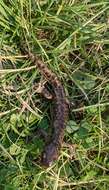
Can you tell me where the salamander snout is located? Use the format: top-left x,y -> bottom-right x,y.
41,143 -> 59,167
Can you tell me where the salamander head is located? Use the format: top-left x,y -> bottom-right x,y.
41,143 -> 59,167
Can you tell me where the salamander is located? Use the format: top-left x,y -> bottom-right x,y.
27,52 -> 69,167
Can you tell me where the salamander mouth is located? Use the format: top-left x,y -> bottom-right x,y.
42,161 -> 53,167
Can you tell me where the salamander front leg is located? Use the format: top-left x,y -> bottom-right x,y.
26,127 -> 49,144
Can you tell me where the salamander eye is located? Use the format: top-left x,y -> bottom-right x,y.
42,153 -> 46,159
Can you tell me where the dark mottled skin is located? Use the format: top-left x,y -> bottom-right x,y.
28,53 -> 69,167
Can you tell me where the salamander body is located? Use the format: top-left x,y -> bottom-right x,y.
28,53 -> 69,167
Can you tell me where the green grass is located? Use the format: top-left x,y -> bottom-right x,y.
0,0 -> 109,189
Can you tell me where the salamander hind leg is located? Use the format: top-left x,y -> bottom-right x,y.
34,81 -> 53,100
